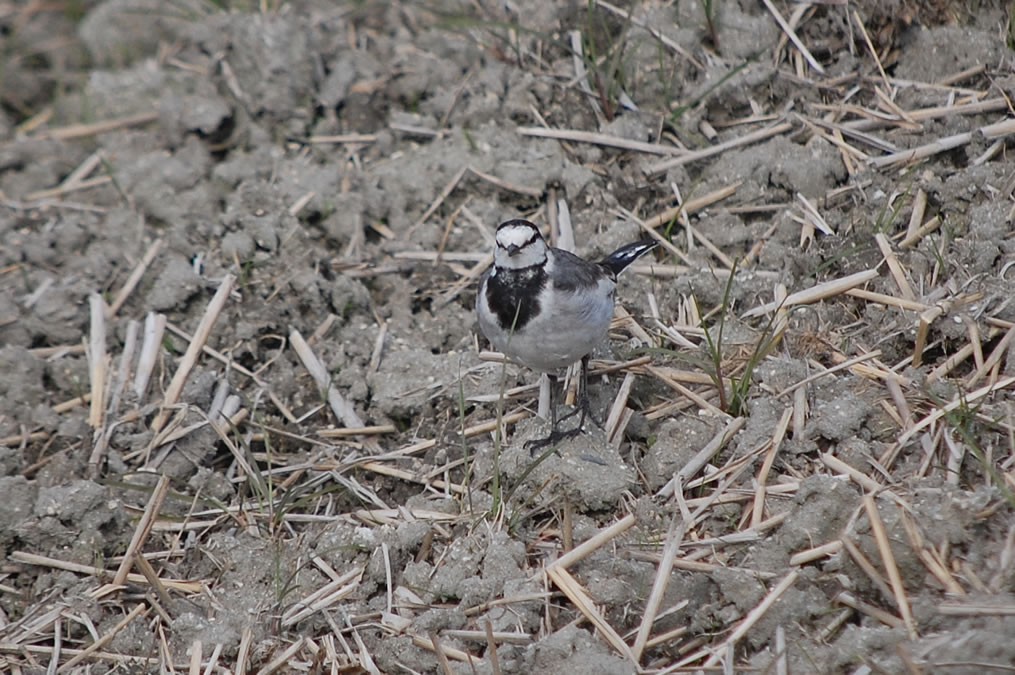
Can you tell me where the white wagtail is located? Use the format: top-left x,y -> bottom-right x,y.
476,218 -> 657,449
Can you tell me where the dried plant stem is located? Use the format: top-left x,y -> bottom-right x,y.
107,238 -> 163,318
56,603 -> 149,673
517,126 -> 682,155
113,474 -> 171,586
88,294 -> 108,429
151,275 -> 235,435
744,269 -> 878,318
864,494 -> 918,640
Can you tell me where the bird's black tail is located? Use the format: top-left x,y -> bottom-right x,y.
598,240 -> 658,277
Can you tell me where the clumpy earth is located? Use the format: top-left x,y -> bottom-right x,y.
2,0 -> 1015,672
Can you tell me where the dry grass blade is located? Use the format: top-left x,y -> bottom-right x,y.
290,329 -> 381,452
439,628 -> 530,646
836,591 -> 904,628
233,624 -> 253,674
58,150 -> 104,190
1,431 -> 46,448
751,407 -> 792,528
899,215 -> 941,249
154,408 -> 247,449
56,603 -> 148,673
189,639 -> 202,675
905,189 -> 927,242
619,208 -> 691,265
281,567 -> 363,627
632,516 -> 685,661
88,294 -> 108,429
869,118 -> 1015,169
411,165 -> 468,232
851,9 -> 890,91
965,322 -> 1015,389
897,376 -> 1015,447
107,319 -> 138,419
743,269 -> 877,318
836,97 -> 1008,131
306,133 -> 377,144
150,275 -> 235,436
592,0 -> 703,67
568,28 -> 604,124
0,644 -> 158,667
23,175 -> 112,201
318,425 -> 397,437
925,328 -> 999,385
789,540 -> 843,566
647,122 -> 794,174
32,111 -> 159,141
355,460 -> 466,494
349,507 -> 460,526
874,233 -> 915,301
545,565 -> 636,663
7,551 -> 193,593
484,621 -> 503,675
646,364 -> 727,418
134,312 -> 166,399
821,453 -> 891,497
657,417 -> 746,497
795,192 -> 833,235
845,287 -> 926,312
681,570 -> 799,670
761,0 -> 824,74
254,637 -> 305,675
801,114 -> 898,153
899,510 -> 964,595
429,631 -> 454,675
547,513 -> 636,571
161,321 -> 296,423
604,371 -> 635,445
840,534 -> 897,603
410,634 -> 478,664
468,166 -> 543,197
517,126 -> 682,155
113,474 -> 171,587
643,182 -> 741,229
371,411 -> 528,460
864,494 -> 917,640
938,603 -> 1015,616
107,238 -> 163,318
776,350 -> 882,398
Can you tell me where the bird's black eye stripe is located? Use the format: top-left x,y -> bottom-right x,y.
496,231 -> 540,250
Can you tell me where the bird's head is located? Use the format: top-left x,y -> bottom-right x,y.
494,219 -> 547,269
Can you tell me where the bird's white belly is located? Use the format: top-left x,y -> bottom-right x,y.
485,280 -> 615,371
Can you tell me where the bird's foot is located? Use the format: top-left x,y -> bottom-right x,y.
555,392 -> 602,431
524,425 -> 582,455
525,395 -> 602,455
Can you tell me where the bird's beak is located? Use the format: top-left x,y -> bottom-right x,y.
506,244 -> 521,256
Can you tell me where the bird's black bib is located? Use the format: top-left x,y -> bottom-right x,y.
485,264 -> 547,333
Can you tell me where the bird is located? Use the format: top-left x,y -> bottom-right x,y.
476,218 -> 658,449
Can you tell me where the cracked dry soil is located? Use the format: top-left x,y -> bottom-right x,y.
3,1 -> 1015,673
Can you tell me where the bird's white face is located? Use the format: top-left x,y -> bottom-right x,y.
493,220 -> 548,270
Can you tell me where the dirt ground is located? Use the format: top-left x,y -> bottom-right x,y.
2,0 -> 1015,672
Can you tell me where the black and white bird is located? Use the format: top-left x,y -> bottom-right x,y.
476,218 -> 657,448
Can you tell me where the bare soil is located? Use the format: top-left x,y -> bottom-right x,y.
2,1 -> 1015,673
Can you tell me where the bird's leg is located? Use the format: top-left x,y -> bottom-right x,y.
525,372 -> 580,453
525,356 -> 602,453
555,355 -> 602,430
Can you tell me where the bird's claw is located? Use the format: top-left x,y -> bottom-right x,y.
524,426 -> 581,455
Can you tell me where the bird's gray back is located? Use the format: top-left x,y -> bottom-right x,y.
549,247 -> 612,292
